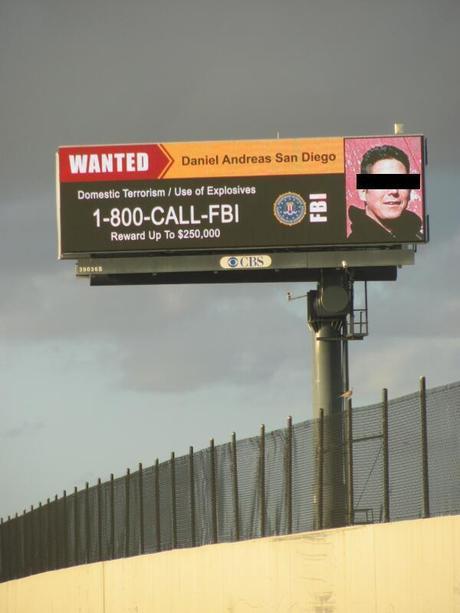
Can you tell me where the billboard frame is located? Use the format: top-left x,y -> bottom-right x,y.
74,247 -> 414,285
57,134 -> 427,260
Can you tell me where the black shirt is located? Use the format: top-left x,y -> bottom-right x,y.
348,206 -> 423,243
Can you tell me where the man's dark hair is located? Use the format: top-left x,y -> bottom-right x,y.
360,144 -> 410,174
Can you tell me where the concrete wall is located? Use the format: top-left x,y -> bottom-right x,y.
0,515 -> 459,612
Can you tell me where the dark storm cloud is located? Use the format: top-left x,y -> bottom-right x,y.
0,264 -> 308,392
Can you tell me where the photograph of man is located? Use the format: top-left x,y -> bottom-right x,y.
348,144 -> 423,242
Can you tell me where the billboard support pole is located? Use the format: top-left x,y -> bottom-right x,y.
309,269 -> 350,529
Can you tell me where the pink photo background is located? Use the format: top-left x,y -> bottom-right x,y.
345,136 -> 424,237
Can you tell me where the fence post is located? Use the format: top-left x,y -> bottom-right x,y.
46,499 -> 52,571
259,424 -> 266,537
14,513 -> 20,579
85,483 -> 90,564
125,469 -> 130,558
11,514 -> 16,579
18,513 -> 24,578
7,517 -> 11,580
231,432 -> 240,541
231,433 -> 240,542
54,494 -> 59,569
97,479 -> 102,561
382,388 -> 390,522
0,518 -> 3,582
1,517 -> 6,581
20,513 -> 25,578
420,376 -> 430,518
286,416 -> 293,534
189,446 -> 196,547
63,490 -> 68,567
170,452 -> 177,549
74,486 -> 79,565
138,464 -> 145,555
6,516 -> 9,580
11,516 -> 15,580
22,512 -> 26,577
210,438 -> 218,544
155,459 -> 161,552
38,503 -> 43,574
6,517 -> 11,580
110,475 -> 115,559
346,399 -> 354,526
11,515 -> 15,579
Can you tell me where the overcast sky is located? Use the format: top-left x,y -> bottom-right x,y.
0,0 -> 459,519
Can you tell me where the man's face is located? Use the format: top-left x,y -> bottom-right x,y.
359,158 -> 411,224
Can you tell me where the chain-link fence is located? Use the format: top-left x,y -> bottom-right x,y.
1,378 -> 459,582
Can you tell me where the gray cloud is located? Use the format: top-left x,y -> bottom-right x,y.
2,421 -> 46,439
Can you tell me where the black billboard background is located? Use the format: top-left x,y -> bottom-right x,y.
59,175 -> 347,257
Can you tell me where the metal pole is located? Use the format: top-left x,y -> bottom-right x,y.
318,409 -> 324,530
312,323 -> 346,528
231,433 -> 240,541
259,425 -> 266,537
420,376 -> 430,518
155,459 -> 161,552
382,388 -> 390,522
346,399 -> 354,526
286,416 -> 293,534
210,438 -> 218,544
189,446 -> 196,547
170,452 -> 177,549
138,464 -> 145,555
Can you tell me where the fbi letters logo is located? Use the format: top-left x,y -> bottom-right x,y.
273,192 -> 307,226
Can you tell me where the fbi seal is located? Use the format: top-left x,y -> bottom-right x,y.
273,192 -> 306,226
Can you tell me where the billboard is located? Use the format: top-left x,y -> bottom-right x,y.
57,135 -> 426,259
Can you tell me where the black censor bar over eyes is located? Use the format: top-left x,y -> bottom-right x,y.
356,174 -> 421,190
